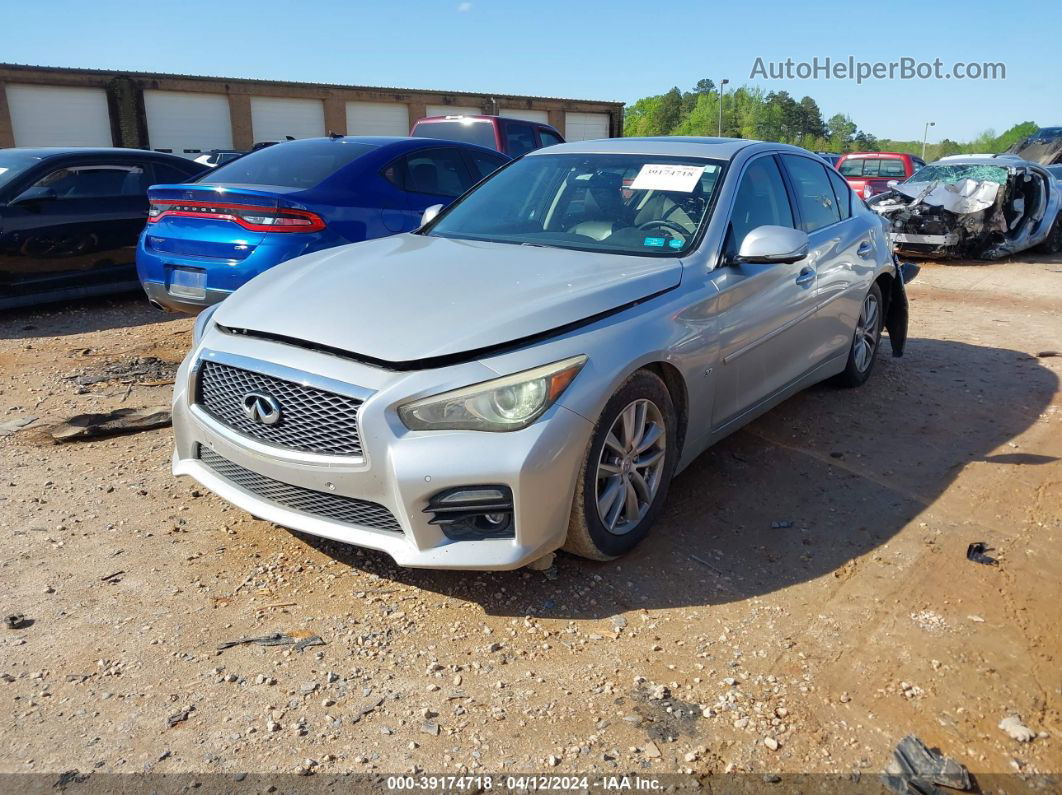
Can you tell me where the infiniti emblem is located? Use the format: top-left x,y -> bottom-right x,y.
241,391 -> 282,426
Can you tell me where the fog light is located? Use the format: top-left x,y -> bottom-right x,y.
424,486 -> 515,541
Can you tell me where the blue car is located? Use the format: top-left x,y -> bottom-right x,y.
136,136 -> 509,312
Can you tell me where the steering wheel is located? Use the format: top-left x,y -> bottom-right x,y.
637,219 -> 690,239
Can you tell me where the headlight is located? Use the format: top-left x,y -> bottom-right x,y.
399,355 -> 587,432
192,303 -> 220,345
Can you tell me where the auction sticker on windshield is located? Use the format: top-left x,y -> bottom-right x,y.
629,163 -> 704,192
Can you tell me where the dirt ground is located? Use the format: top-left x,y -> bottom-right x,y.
1,256 -> 1060,784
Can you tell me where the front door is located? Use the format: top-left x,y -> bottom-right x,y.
0,160 -> 150,303
708,154 -> 824,429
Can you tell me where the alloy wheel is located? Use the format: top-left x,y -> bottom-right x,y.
594,399 -> 667,535
853,292 -> 880,372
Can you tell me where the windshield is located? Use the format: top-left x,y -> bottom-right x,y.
906,164 -> 1009,185
0,152 -> 41,192
413,119 -> 496,149
427,153 -> 725,256
200,140 -> 375,188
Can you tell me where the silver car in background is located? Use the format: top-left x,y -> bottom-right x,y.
172,137 -> 912,569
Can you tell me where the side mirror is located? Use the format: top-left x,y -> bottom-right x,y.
735,225 -> 809,264
886,179 -> 899,189
419,203 -> 443,229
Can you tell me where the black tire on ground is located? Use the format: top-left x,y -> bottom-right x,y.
563,369 -> 677,561
834,281 -> 884,388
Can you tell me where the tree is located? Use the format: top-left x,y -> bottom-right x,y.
655,87 -> 684,135
826,113 -> 858,151
796,96 -> 826,142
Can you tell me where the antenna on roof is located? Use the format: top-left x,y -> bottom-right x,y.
285,136 -> 295,141
328,131 -> 342,139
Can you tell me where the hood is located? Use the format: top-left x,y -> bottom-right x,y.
214,234 -> 682,365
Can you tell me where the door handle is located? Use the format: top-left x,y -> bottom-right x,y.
857,241 -> 874,258
795,267 -> 815,287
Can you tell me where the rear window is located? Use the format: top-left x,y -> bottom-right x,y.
413,120 -> 496,149
839,157 -> 906,178
200,141 -> 375,188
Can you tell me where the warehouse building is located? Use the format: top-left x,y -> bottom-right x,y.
0,64 -> 623,155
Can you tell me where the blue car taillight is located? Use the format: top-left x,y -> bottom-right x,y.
147,200 -> 326,233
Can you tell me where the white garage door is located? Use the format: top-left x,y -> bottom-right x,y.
6,84 -> 112,147
250,97 -> 325,142
501,109 -> 549,124
426,104 -> 481,118
564,112 -> 611,142
346,102 -> 409,136
144,90 -> 232,157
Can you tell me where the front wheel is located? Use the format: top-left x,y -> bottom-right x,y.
834,282 -> 883,388
564,370 -> 677,560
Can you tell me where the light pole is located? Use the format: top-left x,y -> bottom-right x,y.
922,121 -> 935,159
717,78 -> 729,137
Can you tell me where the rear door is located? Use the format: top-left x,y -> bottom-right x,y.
0,157 -> 154,302
386,146 -> 478,229
500,120 -> 537,157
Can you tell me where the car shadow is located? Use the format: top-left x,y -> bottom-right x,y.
0,292 -> 183,340
304,337 -> 1057,618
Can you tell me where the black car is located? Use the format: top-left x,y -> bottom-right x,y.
0,148 -> 203,310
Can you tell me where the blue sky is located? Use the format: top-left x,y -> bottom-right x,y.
4,0 -> 1057,141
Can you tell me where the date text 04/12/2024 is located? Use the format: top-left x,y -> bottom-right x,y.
385,775 -> 663,790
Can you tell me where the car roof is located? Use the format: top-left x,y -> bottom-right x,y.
263,136 -> 506,157
524,136 -> 807,161
1,147 -> 190,160
838,151 -> 911,159
416,114 -> 553,126
926,154 -> 1036,167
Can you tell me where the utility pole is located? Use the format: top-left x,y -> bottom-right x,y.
717,78 -> 729,137
922,121 -> 935,159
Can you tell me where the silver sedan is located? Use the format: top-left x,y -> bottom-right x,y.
172,137 -> 912,569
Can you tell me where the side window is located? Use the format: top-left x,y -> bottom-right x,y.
727,156 -> 794,254
782,155 -> 841,232
464,151 -> 508,182
838,158 -> 864,177
151,162 -> 197,185
827,168 -> 853,220
402,148 -> 471,197
25,164 -> 147,199
879,158 -> 907,178
538,128 -> 564,148
503,121 -> 537,157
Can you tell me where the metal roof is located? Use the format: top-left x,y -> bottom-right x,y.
0,62 -> 624,107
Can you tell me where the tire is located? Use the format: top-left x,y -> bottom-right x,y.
834,282 -> 884,388
563,369 -> 677,560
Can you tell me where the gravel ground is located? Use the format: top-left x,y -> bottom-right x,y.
1,257 -> 1060,780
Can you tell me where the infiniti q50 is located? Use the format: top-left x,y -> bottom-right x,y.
170,137 -> 912,569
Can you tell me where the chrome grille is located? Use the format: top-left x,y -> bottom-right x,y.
198,447 -> 401,532
196,361 -> 363,456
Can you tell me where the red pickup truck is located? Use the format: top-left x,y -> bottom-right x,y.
838,152 -> 926,200
411,115 -> 565,158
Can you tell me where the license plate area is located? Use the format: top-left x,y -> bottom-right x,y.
168,266 -> 206,299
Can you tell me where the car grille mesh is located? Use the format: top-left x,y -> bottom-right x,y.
198,447 -> 401,532
196,361 -> 363,456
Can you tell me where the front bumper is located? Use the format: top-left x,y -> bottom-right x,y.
171,339 -> 594,570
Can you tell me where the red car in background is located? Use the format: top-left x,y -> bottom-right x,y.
411,115 -> 565,158
838,152 -> 926,200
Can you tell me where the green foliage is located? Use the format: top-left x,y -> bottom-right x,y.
623,81 -> 1040,163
